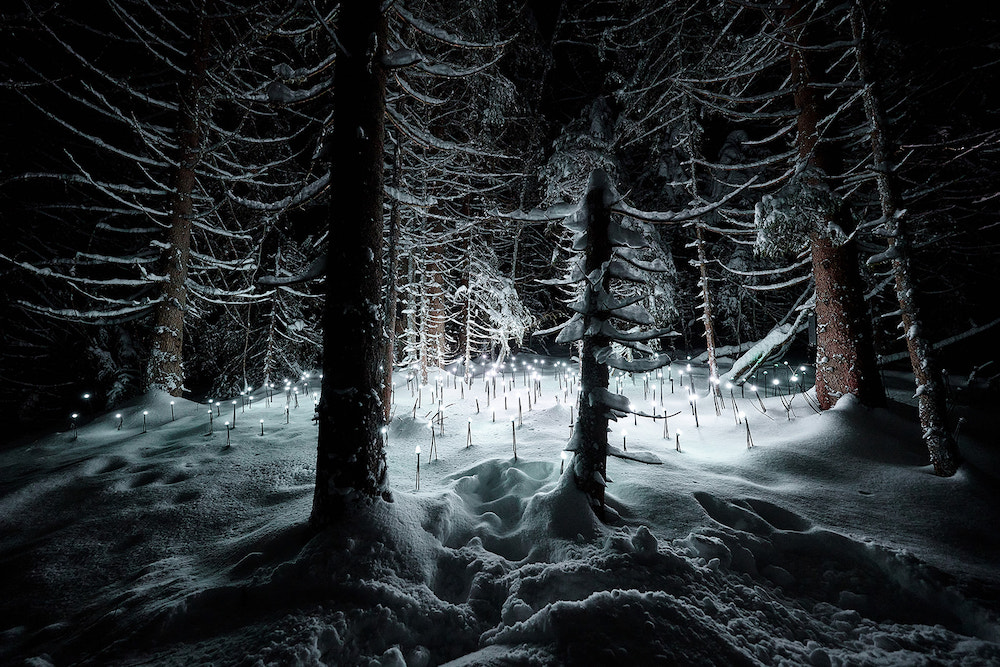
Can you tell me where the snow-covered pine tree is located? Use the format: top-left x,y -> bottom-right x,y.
1,0 -> 315,398
850,1 -> 958,475
540,169 -> 674,517
782,0 -> 884,409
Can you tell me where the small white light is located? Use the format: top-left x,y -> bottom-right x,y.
415,446 -> 421,454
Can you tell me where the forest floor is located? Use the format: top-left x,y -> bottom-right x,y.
1,357 -> 999,666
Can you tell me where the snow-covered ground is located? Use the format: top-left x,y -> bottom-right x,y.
1,357 -> 999,666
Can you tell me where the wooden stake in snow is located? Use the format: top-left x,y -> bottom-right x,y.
741,412 -> 753,449
560,451 -> 566,474
428,421 -> 437,461
675,429 -> 681,452
511,419 -> 517,460
415,445 -> 421,491
466,418 -> 472,448
622,429 -> 628,452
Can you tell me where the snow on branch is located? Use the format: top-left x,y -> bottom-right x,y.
257,254 -> 326,286
612,177 -> 758,224
394,5 -> 513,50
15,298 -> 160,323
387,105 -> 511,159
229,172 -> 330,211
385,185 -> 438,207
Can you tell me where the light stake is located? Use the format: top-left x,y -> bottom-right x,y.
560,451 -> 566,474
741,412 -> 754,449
208,409 -> 214,434
675,429 -> 682,452
225,421 -> 230,446
170,400 -> 175,421
381,425 -> 388,447
71,413 -> 79,439
116,413 -> 123,431
622,429 -> 628,452
260,419 -> 265,436
511,419 -> 517,460
428,421 -> 437,461
415,445 -> 421,490
466,418 -> 472,448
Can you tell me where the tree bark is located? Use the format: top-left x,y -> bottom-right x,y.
573,176 -> 612,516
312,0 -> 389,527
695,222 -> 720,391
382,139 -> 401,422
787,0 -> 884,410
145,1 -> 210,396
850,1 -> 958,474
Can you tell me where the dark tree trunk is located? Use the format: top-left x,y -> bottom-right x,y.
851,1 -> 958,474
145,2 -> 210,396
573,178 -> 612,515
311,0 -> 389,528
787,0 -> 884,410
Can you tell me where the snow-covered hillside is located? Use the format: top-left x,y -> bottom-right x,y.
2,358 -> 998,666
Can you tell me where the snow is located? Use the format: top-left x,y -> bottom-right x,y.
2,360 -> 999,665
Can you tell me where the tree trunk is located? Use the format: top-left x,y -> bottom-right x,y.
382,139 -> 401,423
311,0 -> 389,528
694,222 -> 720,391
145,2 -> 210,396
851,1 -> 958,475
573,177 -> 612,516
261,248 -> 280,385
787,0 -> 884,410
